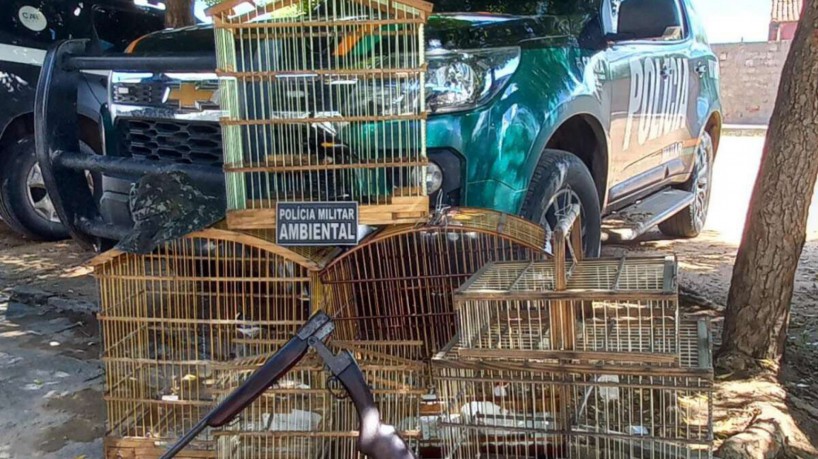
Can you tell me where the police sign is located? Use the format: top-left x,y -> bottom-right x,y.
276,202 -> 359,246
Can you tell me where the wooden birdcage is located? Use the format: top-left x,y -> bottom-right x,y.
206,0 -> 434,229
94,228 -> 337,457
430,207 -> 714,458
454,255 -> 681,358
433,324 -> 714,459
210,342 -> 427,459
319,208 -> 549,361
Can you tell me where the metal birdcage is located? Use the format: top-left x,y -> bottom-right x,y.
211,343 -> 427,459
319,208 -> 549,361
430,207 -> 714,458
207,0 -> 433,229
94,228 -> 336,458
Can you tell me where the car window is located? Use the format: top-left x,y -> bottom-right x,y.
428,0 -> 599,15
615,0 -> 685,41
0,1 -> 164,52
0,1 -> 83,49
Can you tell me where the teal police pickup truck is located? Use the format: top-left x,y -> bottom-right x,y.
38,0 -> 722,255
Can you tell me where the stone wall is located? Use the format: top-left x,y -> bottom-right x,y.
712,41 -> 791,125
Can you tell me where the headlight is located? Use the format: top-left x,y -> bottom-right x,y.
426,162 -> 444,194
426,47 -> 521,114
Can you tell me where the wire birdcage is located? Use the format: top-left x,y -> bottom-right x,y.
454,255 -> 681,359
319,208 -> 549,361
211,343 -> 427,459
206,0 -> 434,229
433,323 -> 714,459
94,228 -> 335,457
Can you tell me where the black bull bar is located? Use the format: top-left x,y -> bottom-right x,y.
35,39 -> 220,249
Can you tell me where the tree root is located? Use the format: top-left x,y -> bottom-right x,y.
717,414 -> 786,459
711,378 -> 818,459
716,349 -> 779,378
679,285 -> 724,311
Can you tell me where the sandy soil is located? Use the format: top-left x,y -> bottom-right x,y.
0,132 -> 816,458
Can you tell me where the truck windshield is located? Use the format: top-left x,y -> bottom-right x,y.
193,1 -> 599,21
92,4 -> 165,52
428,0 -> 598,15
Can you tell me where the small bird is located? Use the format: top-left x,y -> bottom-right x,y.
235,312 -> 262,339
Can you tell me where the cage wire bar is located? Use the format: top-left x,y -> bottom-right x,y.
319,208 -> 549,362
207,0 -> 433,229
94,228 -> 336,458
211,342 -> 427,459
431,208 -> 714,458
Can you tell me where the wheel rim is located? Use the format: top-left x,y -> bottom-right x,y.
690,136 -> 714,232
541,187 -> 585,255
26,163 -> 60,224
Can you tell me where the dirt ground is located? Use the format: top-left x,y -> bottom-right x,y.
0,131 -> 817,458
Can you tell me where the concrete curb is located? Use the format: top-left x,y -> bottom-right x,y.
722,124 -> 768,137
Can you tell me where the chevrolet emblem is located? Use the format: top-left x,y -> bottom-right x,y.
165,83 -> 215,109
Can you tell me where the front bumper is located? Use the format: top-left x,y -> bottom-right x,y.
98,150 -> 465,232
35,39 -> 218,249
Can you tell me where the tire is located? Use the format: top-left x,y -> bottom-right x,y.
521,149 -> 602,258
659,131 -> 715,239
0,137 -> 70,241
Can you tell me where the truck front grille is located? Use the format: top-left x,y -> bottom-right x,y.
118,119 -> 223,168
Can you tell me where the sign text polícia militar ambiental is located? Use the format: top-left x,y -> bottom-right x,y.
276,202 -> 358,246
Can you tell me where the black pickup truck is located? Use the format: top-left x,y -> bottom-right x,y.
0,0 -> 166,240
36,0 -> 722,253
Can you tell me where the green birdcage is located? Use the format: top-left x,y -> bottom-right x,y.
207,0 -> 433,230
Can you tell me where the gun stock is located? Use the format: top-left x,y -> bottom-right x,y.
310,341 -> 417,459
336,355 -> 417,459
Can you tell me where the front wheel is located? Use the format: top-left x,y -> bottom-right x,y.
0,137 -> 70,241
659,131 -> 715,238
521,149 -> 602,258
0,136 -> 98,241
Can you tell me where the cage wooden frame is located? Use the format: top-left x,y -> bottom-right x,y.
319,208 -> 549,361
206,0 -> 434,229
94,227 -> 336,457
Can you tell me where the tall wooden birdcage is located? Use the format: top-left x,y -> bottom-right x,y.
430,208 -> 715,458
319,208 -> 549,362
206,0 -> 434,229
94,228 -> 337,458
211,343 -> 427,459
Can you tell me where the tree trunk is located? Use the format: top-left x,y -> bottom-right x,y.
165,0 -> 194,29
717,0 -> 818,371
